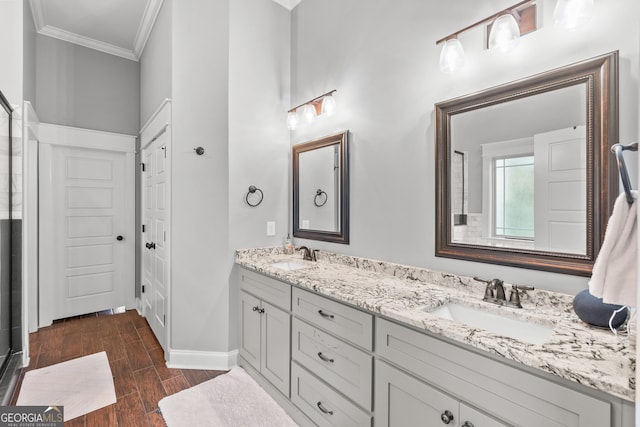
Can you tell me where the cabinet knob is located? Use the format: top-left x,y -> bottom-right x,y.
316,402 -> 334,415
259,308 -> 265,314
252,306 -> 259,312
440,410 -> 454,424
462,422 -> 475,427
116,235 -> 124,241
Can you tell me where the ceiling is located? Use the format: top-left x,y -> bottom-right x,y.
29,0 -> 302,62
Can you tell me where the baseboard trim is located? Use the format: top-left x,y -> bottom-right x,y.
167,349 -> 238,370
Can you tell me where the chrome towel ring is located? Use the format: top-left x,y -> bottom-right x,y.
246,185 -> 264,207
314,189 -> 328,207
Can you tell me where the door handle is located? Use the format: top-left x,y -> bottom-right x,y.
145,242 -> 156,250
116,235 -> 124,241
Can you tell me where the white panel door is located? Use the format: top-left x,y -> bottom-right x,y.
534,126 -> 586,254
141,131 -> 169,350
50,146 -> 130,319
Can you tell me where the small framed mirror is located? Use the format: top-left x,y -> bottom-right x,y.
435,52 -> 618,276
293,131 -> 349,244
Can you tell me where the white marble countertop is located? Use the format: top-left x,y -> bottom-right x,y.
235,247 -> 635,402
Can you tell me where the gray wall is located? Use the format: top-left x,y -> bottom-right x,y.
290,0 -> 639,295
171,0 -> 231,352
23,1 -> 36,106
228,0 -> 291,349
0,0 -> 24,105
36,35 -> 140,135
140,0 -> 172,126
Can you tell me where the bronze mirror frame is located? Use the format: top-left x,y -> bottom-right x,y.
293,131 -> 349,244
435,52 -> 618,276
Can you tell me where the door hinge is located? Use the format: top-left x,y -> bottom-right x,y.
142,285 -> 145,293
140,162 -> 146,172
162,146 -> 167,158
164,314 -> 166,324
142,224 -> 146,233
164,231 -> 166,242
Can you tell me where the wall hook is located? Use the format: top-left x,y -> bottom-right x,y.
194,146 -> 205,155
246,185 -> 264,207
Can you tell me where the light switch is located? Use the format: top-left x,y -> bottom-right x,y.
267,221 -> 276,236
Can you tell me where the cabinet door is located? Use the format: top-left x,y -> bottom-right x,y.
460,404 -> 509,427
239,291 -> 261,370
375,360 -> 458,427
261,301 -> 291,397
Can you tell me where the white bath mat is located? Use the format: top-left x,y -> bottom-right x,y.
17,351 -> 116,421
159,367 -> 298,427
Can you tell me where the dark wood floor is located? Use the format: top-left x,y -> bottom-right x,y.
10,309 -> 227,426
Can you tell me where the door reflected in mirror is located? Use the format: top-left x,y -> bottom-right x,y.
450,84 -> 587,255
293,131 -> 349,244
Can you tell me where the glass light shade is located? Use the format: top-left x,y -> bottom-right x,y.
302,103 -> 316,124
488,14 -> 521,52
322,94 -> 337,116
439,39 -> 465,73
286,111 -> 299,130
554,0 -> 594,29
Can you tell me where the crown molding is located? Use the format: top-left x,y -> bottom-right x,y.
271,0 -> 302,11
38,25 -> 138,61
28,0 -> 164,62
133,0 -> 164,60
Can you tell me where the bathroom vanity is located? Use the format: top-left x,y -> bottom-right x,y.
235,247 -> 634,427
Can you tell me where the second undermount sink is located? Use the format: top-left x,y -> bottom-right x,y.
270,261 -> 310,271
426,303 -> 554,346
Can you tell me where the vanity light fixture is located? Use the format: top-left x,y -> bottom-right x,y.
436,0 -> 536,73
553,0 -> 594,29
286,90 -> 337,130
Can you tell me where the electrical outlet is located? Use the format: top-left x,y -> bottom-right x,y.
267,221 -> 276,236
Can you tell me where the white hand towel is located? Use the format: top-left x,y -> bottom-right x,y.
589,190 -> 638,306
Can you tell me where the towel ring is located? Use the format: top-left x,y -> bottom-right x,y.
314,189 -> 328,207
246,185 -> 264,207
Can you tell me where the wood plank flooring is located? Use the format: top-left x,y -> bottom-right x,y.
10,309 -> 227,426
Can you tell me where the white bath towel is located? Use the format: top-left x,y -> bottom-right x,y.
589,190 -> 638,306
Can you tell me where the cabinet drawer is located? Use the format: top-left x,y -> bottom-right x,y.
238,268 -> 291,310
292,287 -> 373,350
292,318 -> 372,410
376,318 -> 611,427
291,362 -> 371,427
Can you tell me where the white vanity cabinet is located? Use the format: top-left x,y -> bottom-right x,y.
238,269 -> 291,397
375,317 -> 614,427
290,287 -> 373,426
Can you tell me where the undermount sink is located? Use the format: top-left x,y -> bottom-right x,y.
270,261 -> 310,271
426,303 -> 554,345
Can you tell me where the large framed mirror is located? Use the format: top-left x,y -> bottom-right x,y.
293,131 -> 349,244
435,52 -> 618,276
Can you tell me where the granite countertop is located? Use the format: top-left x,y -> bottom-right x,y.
235,247 -> 635,402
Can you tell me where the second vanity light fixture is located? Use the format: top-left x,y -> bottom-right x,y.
287,90 -> 337,131
437,0 -> 595,73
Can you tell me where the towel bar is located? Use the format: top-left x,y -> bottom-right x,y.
611,142 -> 638,205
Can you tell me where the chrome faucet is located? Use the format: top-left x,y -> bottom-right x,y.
299,246 -> 318,261
474,277 -> 534,308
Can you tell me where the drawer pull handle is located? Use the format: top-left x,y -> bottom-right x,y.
317,352 -> 334,363
462,422 -> 474,427
252,306 -> 259,312
440,410 -> 454,424
258,308 -> 265,314
318,310 -> 335,319
316,401 -> 334,415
